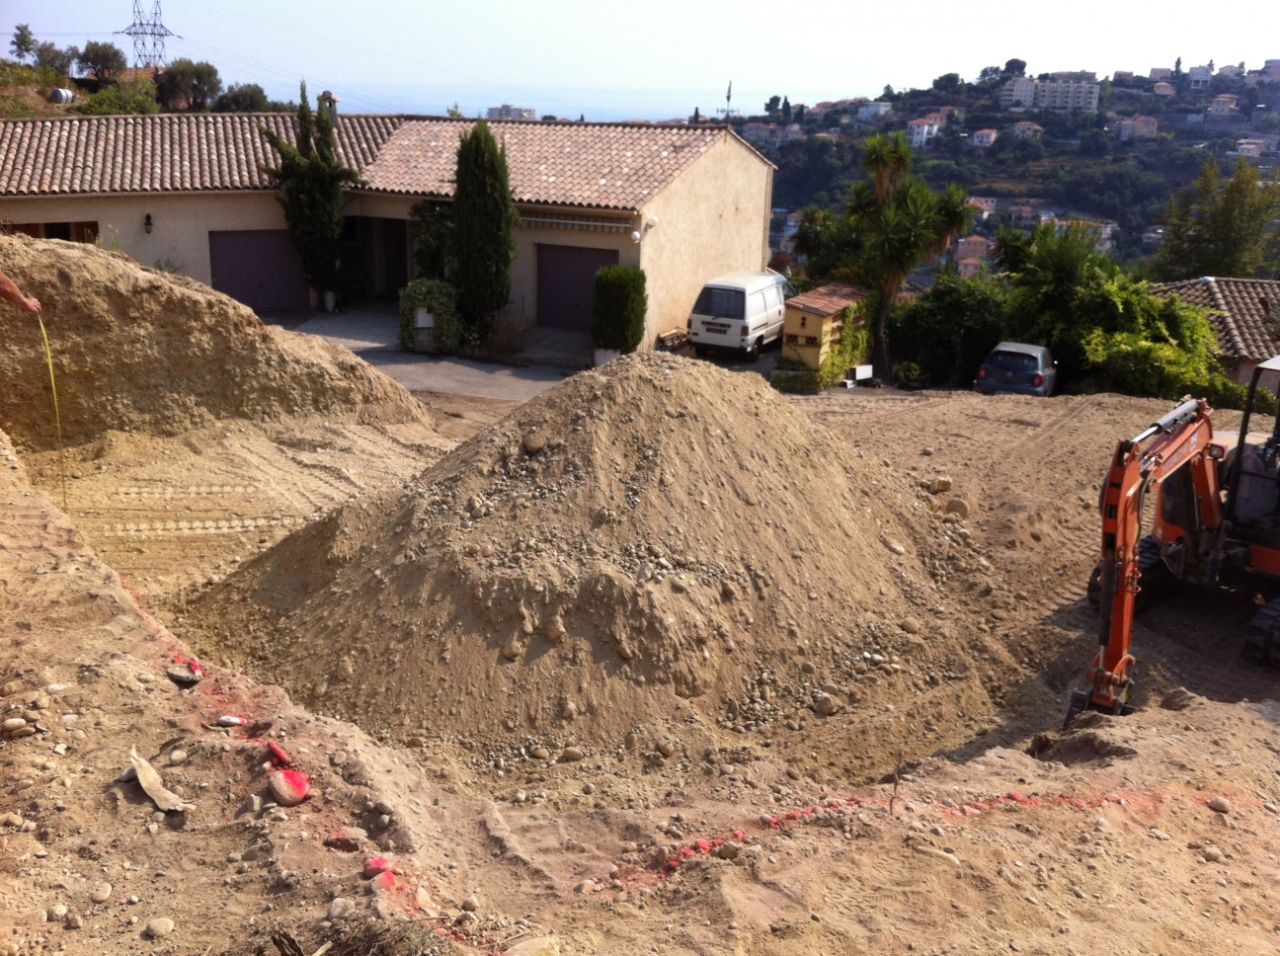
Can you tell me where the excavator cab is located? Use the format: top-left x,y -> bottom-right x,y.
1222,356 -> 1280,551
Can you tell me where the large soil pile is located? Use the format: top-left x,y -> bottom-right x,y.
0,235 -> 427,450
188,354 -> 1001,760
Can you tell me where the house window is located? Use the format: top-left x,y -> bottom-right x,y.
804,336 -> 819,347
785,334 -> 800,345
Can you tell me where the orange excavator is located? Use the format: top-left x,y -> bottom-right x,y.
1073,357 -> 1280,722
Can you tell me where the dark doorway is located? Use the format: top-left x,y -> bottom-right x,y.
536,244 -> 619,331
209,230 -> 309,312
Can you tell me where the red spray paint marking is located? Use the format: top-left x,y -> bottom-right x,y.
623,786 -> 1190,889
265,741 -> 292,767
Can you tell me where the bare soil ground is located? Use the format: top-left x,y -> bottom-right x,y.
1,240 -> 1278,955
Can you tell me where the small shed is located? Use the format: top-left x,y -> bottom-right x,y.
782,282 -> 868,370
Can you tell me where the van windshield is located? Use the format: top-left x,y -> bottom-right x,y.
693,287 -> 745,319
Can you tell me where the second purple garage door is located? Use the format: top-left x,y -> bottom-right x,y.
536,244 -> 619,331
209,230 -> 310,313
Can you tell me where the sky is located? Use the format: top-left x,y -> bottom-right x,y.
4,0 -> 1278,120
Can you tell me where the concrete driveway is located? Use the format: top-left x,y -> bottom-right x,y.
266,307 -> 777,403
271,308 -> 569,403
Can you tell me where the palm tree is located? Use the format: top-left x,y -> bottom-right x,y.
850,134 -> 971,379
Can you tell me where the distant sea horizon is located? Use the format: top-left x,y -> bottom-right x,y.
325,83 -> 871,122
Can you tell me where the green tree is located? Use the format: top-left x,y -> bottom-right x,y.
891,272 -> 1007,384
408,200 -> 453,279
782,96 -> 792,123
932,72 -> 962,94
156,59 -> 222,111
451,121 -> 517,339
848,133 -> 971,378
764,95 -> 781,115
259,83 -> 365,293
1004,58 -> 1027,76
76,41 -> 127,82
77,76 -> 159,116
1155,159 -> 1280,279
33,42 -> 76,75
10,24 -> 35,63
214,82 -> 268,113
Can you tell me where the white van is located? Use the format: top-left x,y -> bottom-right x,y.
688,271 -> 796,360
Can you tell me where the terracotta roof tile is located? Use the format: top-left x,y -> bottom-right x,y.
1153,277 -> 1280,361
0,114 -> 752,211
786,282 -> 869,316
362,119 -> 731,209
0,113 -> 400,196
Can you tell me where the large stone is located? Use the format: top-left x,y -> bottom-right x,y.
505,937 -> 561,956
144,917 -> 175,939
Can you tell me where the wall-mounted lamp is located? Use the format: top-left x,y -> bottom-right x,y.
630,215 -> 659,244
144,214 -> 153,235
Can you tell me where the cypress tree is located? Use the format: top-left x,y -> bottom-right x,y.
452,121 -> 517,339
260,83 -> 363,293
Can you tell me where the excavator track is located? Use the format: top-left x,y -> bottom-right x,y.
1244,596 -> 1280,667
1086,536 -> 1173,612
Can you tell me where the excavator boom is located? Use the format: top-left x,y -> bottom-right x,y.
1076,397 -> 1223,716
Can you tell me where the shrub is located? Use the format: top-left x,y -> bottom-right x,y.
398,278 -> 458,352
591,265 -> 647,351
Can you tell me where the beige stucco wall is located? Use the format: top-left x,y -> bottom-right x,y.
0,192 -> 287,285
638,135 -> 773,342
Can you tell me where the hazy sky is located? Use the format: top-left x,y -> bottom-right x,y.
4,0 -> 1277,120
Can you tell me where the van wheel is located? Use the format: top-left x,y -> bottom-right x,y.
694,345 -> 708,358
744,337 -> 762,361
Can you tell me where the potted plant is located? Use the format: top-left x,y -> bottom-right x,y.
399,278 -> 459,353
591,265 -> 647,366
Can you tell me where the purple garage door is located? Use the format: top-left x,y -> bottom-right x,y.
209,230 -> 310,313
536,244 -> 619,331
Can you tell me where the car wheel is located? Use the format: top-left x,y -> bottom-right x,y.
744,338 -> 761,361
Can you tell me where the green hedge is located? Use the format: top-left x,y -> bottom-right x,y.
398,278 -> 459,351
591,265 -> 647,351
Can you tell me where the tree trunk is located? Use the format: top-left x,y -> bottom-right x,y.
869,281 -> 900,382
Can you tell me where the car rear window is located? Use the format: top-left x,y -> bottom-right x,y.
693,287 -> 745,319
987,350 -> 1040,372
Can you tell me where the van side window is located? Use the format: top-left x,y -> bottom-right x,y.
757,291 -> 770,315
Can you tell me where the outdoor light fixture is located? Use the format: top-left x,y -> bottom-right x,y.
630,215 -> 659,244
144,214 -> 153,234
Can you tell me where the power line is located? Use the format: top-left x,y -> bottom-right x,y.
116,1 -> 180,69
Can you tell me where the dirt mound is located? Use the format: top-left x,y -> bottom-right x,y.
0,235 -> 428,450
188,353 -> 999,760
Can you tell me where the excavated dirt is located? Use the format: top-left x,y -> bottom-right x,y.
182,355 -> 1025,790
1,235 -> 449,602
2,237 -> 1278,956
0,235 -> 425,451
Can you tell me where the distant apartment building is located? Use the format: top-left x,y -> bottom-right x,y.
1218,64 -> 1244,78
1034,76 -> 1100,112
1149,67 -> 1173,81
487,104 -> 537,121
857,101 -> 893,121
970,128 -> 998,149
907,117 -> 939,148
1113,70 -> 1135,82
1187,65 -> 1213,90
742,122 -> 780,147
1208,93 -> 1239,115
1012,120 -> 1045,140
1000,76 -> 1037,109
1116,115 -> 1158,140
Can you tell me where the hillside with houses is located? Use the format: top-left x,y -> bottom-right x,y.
742,57 -> 1280,264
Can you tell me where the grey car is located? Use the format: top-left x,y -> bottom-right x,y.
976,342 -> 1057,396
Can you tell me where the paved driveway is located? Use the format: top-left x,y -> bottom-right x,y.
267,308 -> 776,403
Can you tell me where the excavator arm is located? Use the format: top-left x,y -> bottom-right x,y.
1074,397 -> 1223,718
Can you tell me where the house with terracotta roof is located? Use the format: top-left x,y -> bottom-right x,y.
1012,120 -> 1044,141
970,128 -> 998,149
0,110 -> 773,347
907,117 -> 940,148
1153,277 -> 1280,383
